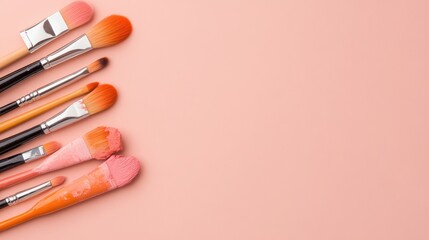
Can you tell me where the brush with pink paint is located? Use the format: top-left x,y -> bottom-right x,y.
0,126 -> 123,190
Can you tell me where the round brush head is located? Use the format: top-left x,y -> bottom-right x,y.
86,15 -> 133,48
42,141 -> 61,155
60,1 -> 93,30
50,176 -> 66,187
82,84 -> 117,115
83,126 -> 123,160
105,155 -> 140,188
87,57 -> 108,73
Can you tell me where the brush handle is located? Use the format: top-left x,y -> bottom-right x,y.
0,209 -> 35,231
0,101 -> 19,117
0,61 -> 44,93
0,154 -> 24,173
0,199 -> 8,209
0,46 -> 29,70
0,125 -> 44,155
0,170 -> 39,190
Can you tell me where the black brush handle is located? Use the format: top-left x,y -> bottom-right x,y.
0,101 -> 19,116
0,61 -> 44,93
0,153 -> 25,173
0,125 -> 45,155
0,199 -> 8,209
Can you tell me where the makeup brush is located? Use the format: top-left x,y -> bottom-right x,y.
0,141 -> 60,173
0,1 -> 93,69
0,176 -> 65,209
0,82 -> 99,133
0,126 -> 122,189
0,15 -> 132,92
0,58 -> 107,116
0,84 -> 117,155
0,155 -> 139,231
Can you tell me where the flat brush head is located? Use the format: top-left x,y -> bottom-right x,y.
42,141 -> 61,155
82,84 -> 117,115
87,57 -> 108,73
86,15 -> 133,48
105,155 -> 141,188
83,126 -> 123,159
50,176 -> 66,187
60,1 -> 93,30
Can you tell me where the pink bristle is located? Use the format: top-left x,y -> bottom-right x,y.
60,1 -> 93,30
106,155 -> 141,188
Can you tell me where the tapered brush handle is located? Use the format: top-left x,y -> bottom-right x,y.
0,46 -> 29,70
0,154 -> 24,173
0,61 -> 44,93
0,209 -> 35,231
0,199 -> 8,209
0,101 -> 19,116
0,125 -> 44,155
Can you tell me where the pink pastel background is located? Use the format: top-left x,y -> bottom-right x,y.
0,0 -> 429,239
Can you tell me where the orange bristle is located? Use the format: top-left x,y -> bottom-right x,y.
83,127 -> 123,159
82,84 -> 117,115
42,141 -> 61,155
87,58 -> 108,73
60,1 -> 93,30
50,176 -> 66,187
85,82 -> 99,92
86,15 -> 133,48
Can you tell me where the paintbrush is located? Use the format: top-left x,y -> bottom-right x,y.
0,15 -> 132,92
0,58 -> 107,116
0,155 -> 139,231
0,141 -> 60,173
0,84 -> 117,155
0,176 -> 65,209
0,1 -> 93,69
0,126 -> 122,189
0,82 -> 99,133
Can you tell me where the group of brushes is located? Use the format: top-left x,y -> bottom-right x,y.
0,1 -> 141,232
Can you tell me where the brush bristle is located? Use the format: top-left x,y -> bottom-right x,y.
87,58 -> 108,73
60,1 -> 93,30
84,82 -> 99,92
50,176 -> 66,187
42,141 -> 61,155
105,155 -> 140,188
86,15 -> 132,48
83,126 -> 123,159
82,84 -> 117,115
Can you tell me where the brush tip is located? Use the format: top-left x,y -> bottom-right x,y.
85,82 -> 99,92
87,58 -> 109,73
83,126 -> 123,160
50,176 -> 66,187
42,141 -> 61,155
60,1 -> 93,30
83,84 -> 118,115
105,155 -> 140,188
86,15 -> 133,48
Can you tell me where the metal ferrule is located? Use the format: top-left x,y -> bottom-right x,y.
20,11 -> 69,53
40,35 -> 93,70
21,145 -> 46,163
5,181 -> 52,206
41,99 -> 90,134
15,67 -> 90,107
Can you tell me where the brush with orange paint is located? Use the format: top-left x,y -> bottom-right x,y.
0,1 -> 93,69
0,15 -> 132,93
0,141 -> 60,173
0,84 -> 117,155
0,155 -> 140,231
0,82 -> 99,134
0,176 -> 65,209
0,126 -> 122,190
0,58 -> 107,117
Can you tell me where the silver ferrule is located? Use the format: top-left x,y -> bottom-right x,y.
40,35 -> 93,70
21,145 -> 46,163
20,11 -> 69,53
41,99 -> 90,134
6,181 -> 52,206
15,67 -> 90,107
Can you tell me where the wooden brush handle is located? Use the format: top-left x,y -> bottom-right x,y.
0,101 -> 19,117
0,46 -> 29,70
0,125 -> 44,155
0,209 -> 35,231
0,61 -> 44,93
